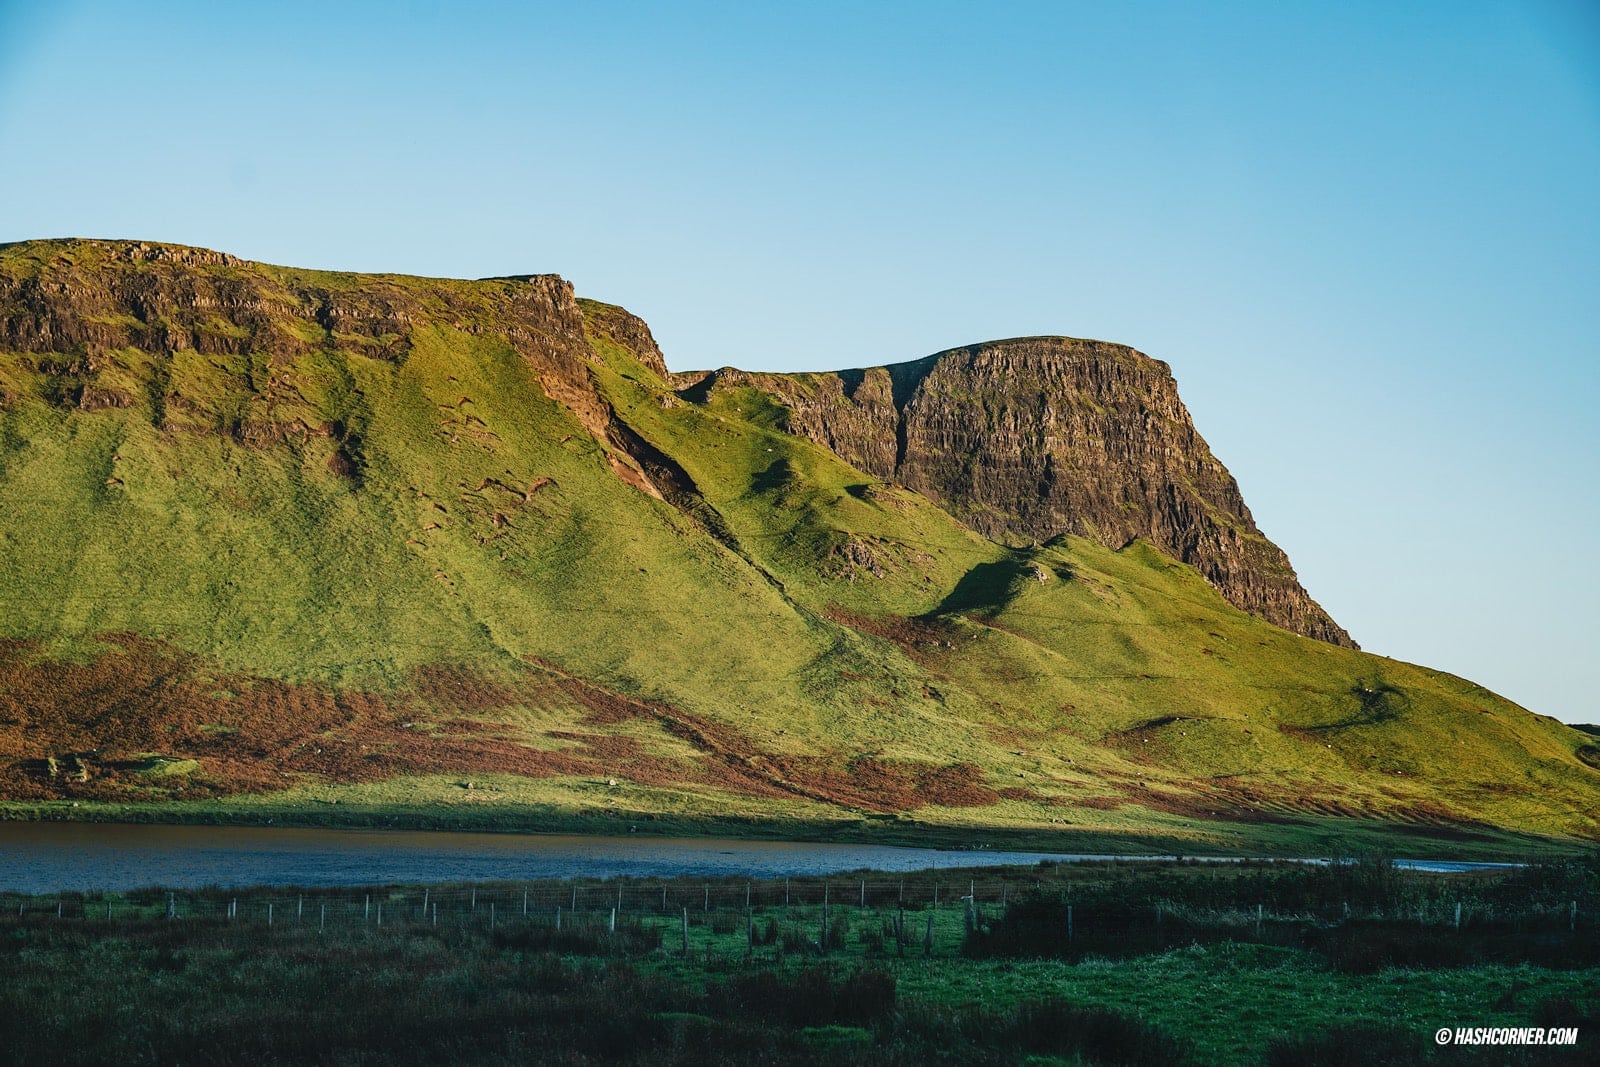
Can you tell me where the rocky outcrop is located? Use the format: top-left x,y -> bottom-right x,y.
0,240 -> 731,518
0,238 -> 602,430
2,241 -> 1350,646
577,299 -> 669,380
698,338 -> 1354,647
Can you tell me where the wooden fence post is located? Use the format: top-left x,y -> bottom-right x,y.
821,884 -> 829,954
681,907 -> 689,957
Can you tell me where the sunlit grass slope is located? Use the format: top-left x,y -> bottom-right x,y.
0,242 -> 1594,854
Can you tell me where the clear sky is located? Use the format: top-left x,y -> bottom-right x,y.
3,1 -> 1597,723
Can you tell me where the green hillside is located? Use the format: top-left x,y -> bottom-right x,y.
1,239 -> 1594,857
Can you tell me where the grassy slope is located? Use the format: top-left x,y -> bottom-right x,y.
0,246 -> 1595,855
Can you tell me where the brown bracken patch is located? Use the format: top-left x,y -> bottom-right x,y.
522,657 -> 997,812
0,637 -> 1006,815
820,606 -> 959,665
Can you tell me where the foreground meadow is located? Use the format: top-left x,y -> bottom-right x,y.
2,856 -> 1596,1064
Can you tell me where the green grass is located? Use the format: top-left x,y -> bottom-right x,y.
1,238 -> 1597,853
3,858 -> 1597,1064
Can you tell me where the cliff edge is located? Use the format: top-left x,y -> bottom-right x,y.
678,338 -> 1354,647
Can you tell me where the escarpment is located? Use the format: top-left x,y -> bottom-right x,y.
0,239 -> 696,493
2,239 -> 1349,646
695,339 -> 1354,647
0,238 -> 605,431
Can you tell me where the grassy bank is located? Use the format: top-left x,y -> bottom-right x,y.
1,788 -> 1590,864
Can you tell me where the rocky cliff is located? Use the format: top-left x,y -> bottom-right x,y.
683,339 -> 1354,647
0,239 -> 710,498
2,239 -> 1350,646
0,238 -> 605,432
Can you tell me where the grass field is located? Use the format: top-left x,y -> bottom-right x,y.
3,856 -> 1596,1064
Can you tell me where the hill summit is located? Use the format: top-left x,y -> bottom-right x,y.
1,239 -> 1593,853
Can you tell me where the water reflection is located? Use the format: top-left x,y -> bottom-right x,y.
0,821 -> 1515,893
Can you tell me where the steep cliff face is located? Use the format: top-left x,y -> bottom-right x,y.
577,298 -> 669,380
0,239 -> 607,434
699,338 -> 1354,647
2,240 -> 1350,647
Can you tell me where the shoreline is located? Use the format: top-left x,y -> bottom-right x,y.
2,796 -> 1590,866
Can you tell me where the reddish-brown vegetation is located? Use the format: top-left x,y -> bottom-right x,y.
0,637 -> 1006,814
820,606 -> 959,665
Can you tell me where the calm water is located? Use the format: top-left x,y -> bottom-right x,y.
0,822 -> 1515,893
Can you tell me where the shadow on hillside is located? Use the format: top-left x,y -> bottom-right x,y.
931,557 -> 1036,617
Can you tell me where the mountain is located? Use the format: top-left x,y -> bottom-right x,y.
1,238 -> 1594,854
676,340 -> 1352,647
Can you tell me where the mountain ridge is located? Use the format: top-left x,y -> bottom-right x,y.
669,337 -> 1352,648
1,238 -> 1594,853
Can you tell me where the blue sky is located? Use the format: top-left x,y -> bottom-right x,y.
3,1 -> 1597,722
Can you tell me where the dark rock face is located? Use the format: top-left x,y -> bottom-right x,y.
0,238 -> 607,436
710,338 -> 1354,647
0,239 -> 601,415
0,240 -> 690,509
